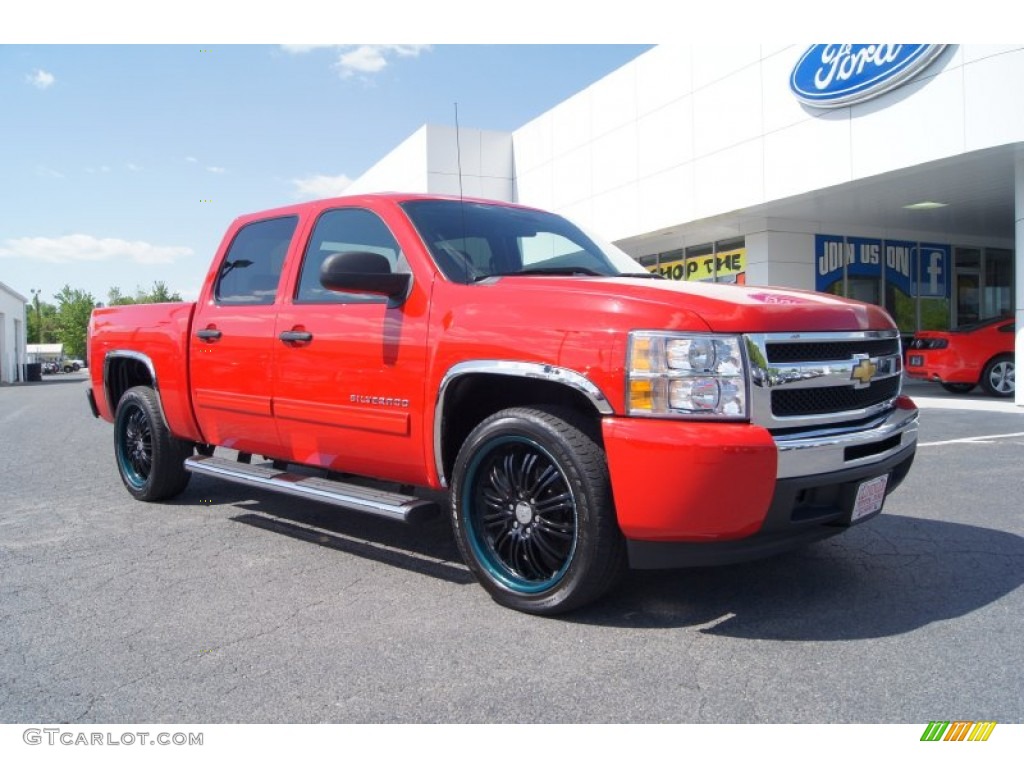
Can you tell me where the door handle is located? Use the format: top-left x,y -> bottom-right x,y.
279,330 -> 313,344
196,328 -> 222,341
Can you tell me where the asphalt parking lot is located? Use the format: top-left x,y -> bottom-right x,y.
1,373 -> 1022,723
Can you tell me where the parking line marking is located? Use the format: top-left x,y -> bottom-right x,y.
919,431 -> 1024,447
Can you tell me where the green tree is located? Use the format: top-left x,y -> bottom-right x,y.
107,281 -> 183,305
54,285 -> 97,360
145,280 -> 182,303
106,286 -> 135,306
27,297 -> 59,344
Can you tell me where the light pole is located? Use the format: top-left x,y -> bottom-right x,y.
30,288 -> 42,344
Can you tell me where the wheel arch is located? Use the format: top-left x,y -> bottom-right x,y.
104,350 -> 161,418
434,361 -> 613,488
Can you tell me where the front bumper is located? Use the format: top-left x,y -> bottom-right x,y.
601,399 -> 918,567
626,442 -> 915,568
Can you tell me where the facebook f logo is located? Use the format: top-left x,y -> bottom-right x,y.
927,252 -> 943,295
917,248 -> 948,298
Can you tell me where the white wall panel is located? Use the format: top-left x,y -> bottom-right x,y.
420,126 -> 513,200
960,45 -> 1022,65
550,145 -> 593,208
761,47 -> 823,136
480,130 -> 515,179
591,122 -> 638,195
964,48 -> 1024,151
551,90 -> 592,159
479,176 -> 514,202
745,231 -> 816,290
692,140 -> 765,220
850,67 -> 966,179
636,45 -> 692,118
514,164 -> 554,210
760,43 -> 797,59
692,64 -> 765,159
428,125 -> 481,176
559,199 -> 596,233
588,63 -> 637,138
764,114 -> 851,201
636,163 -> 695,237
591,183 -> 640,241
426,172 -> 469,197
345,126 -> 428,194
513,113 -> 553,174
637,96 -> 694,179
691,44 -> 762,91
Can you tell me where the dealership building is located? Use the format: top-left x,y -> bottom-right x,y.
347,44 -> 1023,403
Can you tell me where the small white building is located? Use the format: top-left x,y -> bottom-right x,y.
0,281 -> 28,384
26,343 -> 64,363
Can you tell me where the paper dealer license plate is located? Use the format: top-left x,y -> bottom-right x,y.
909,355 -> 923,366
851,474 -> 889,522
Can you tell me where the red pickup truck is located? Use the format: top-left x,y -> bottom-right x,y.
87,193 -> 918,614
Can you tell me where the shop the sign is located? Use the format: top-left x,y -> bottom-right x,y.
651,248 -> 746,284
815,235 -> 949,298
791,45 -> 947,108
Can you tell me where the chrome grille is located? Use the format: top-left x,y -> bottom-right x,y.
745,330 -> 903,430
766,338 -> 900,363
772,377 -> 901,417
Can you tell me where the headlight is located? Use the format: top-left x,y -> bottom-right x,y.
627,332 -> 748,419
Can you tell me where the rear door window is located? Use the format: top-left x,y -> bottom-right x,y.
215,216 -> 298,305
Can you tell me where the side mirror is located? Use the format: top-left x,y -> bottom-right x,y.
319,251 -> 412,304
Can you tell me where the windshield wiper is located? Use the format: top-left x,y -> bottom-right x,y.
475,266 -> 607,281
617,272 -> 665,279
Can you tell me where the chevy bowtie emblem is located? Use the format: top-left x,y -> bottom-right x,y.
851,357 -> 878,387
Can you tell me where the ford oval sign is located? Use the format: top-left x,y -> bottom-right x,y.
790,44 -> 947,108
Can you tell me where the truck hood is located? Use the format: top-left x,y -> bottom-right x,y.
482,275 -> 895,333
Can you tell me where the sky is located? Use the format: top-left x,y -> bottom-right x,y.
0,43 -> 653,305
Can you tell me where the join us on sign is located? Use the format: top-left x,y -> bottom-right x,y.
814,234 -> 949,298
817,240 -> 914,278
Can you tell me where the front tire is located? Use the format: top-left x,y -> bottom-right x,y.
980,355 -> 1014,398
114,386 -> 193,501
451,407 -> 626,615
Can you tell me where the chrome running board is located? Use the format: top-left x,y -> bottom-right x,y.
184,455 -> 439,524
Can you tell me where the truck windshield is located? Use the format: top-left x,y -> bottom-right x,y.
400,199 -> 648,283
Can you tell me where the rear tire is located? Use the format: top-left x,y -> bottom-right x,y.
114,386 -> 193,501
980,355 -> 1014,398
450,406 -> 626,615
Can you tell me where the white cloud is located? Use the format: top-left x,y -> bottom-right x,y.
185,156 -> 198,163
0,235 -> 193,265
335,45 -> 430,78
206,166 -> 226,174
27,69 -> 55,89
35,166 -> 65,179
279,44 -> 430,79
290,173 -> 354,200
126,163 -> 142,172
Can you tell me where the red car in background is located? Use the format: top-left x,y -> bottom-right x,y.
905,317 -> 1016,397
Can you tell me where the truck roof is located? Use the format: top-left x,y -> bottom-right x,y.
228,192 -> 537,226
